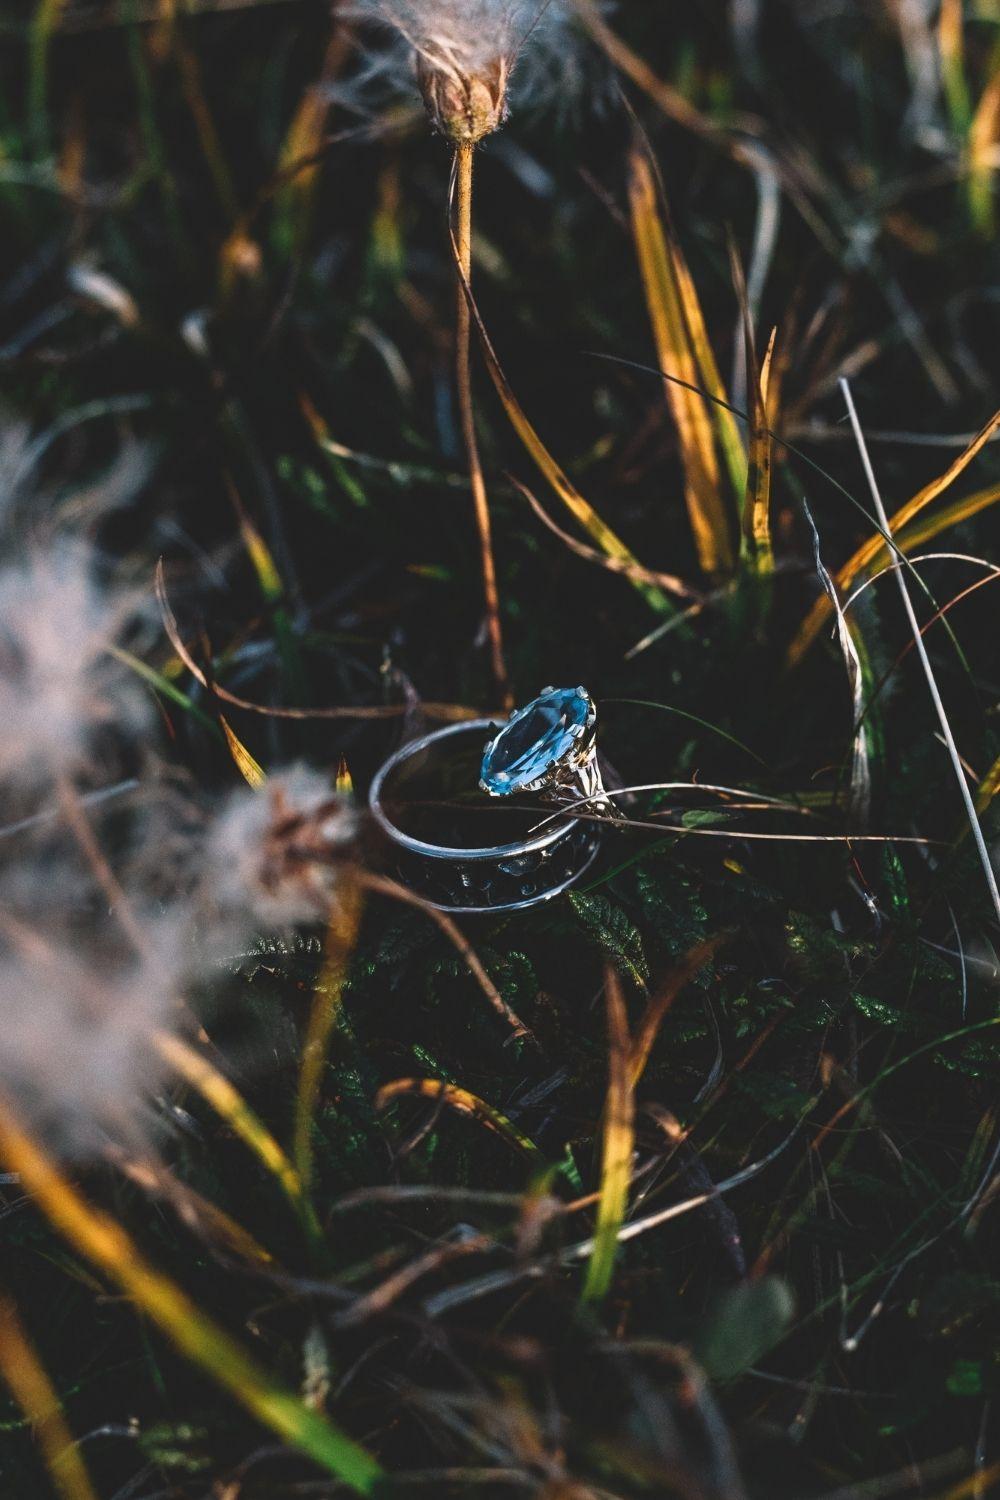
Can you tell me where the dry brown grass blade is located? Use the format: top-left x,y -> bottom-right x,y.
375,1079 -> 543,1160
581,964 -> 635,1304
629,933 -> 732,1089
787,405 -> 1000,668
0,1293 -> 99,1500
114,1155 -> 277,1268
628,146 -> 735,576
508,475 -> 700,600
448,226 -> 672,618
154,559 -> 480,722
358,870 -> 532,1041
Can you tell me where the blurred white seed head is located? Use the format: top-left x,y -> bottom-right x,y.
349,0 -> 581,141
0,540 -> 151,788
0,919 -> 181,1159
204,765 -> 357,928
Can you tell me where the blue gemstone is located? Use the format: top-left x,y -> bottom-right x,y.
480,687 -> 591,796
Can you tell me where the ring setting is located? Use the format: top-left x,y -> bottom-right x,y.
480,686 -> 620,818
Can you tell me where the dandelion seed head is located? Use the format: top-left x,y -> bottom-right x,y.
0,541 -> 151,787
204,765 -> 357,928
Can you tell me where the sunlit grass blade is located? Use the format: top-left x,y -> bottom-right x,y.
788,405 -> 1000,667
272,31 -> 350,256
975,750 -> 1000,817
219,716 -> 266,789
969,66 -> 1000,236
742,327 -> 777,574
155,1031 -> 322,1247
0,1292 -> 99,1500
0,1106 -> 384,1495
628,145 -> 736,577
581,965 -> 634,1304
294,878 -> 365,1192
375,1078 -> 544,1161
840,378 -> 1000,926
451,226 -> 674,618
939,0 -> 972,135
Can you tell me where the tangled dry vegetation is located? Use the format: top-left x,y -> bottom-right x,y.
1,1 -> 1000,1497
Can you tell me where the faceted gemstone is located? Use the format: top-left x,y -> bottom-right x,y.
480,687 -> 591,796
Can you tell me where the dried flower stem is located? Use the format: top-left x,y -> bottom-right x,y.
454,143 -> 511,709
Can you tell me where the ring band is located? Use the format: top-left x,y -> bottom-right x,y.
368,719 -> 603,913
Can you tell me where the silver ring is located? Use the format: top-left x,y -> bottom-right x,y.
480,686 -> 622,819
368,718 -> 602,913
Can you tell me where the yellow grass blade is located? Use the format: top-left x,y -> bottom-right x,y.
628,146 -> 736,576
375,1078 -> 544,1160
939,0 -> 972,133
670,226 -> 747,505
0,1106 -> 384,1494
969,67 -> 1000,235
219,716 -> 266,789
743,328 -> 777,572
452,234 -> 673,617
0,1293 -> 99,1500
787,406 -> 1000,668
294,877 -> 365,1191
581,966 -> 635,1304
155,1031 -> 321,1245
975,751 -> 1000,817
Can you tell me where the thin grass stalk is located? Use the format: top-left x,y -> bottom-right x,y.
0,1105 -> 385,1495
453,143 -> 510,709
0,1293 -> 99,1500
294,873 -> 365,1191
840,379 -> 1000,928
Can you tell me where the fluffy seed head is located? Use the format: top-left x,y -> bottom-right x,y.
0,921 -> 181,1159
204,765 -> 357,927
0,541 -> 150,786
352,0 -> 565,142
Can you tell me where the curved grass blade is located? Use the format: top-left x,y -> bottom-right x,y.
0,1293 -> 99,1500
0,1106 -> 384,1495
788,405 -> 1000,668
375,1078 -> 544,1161
449,218 -> 674,618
